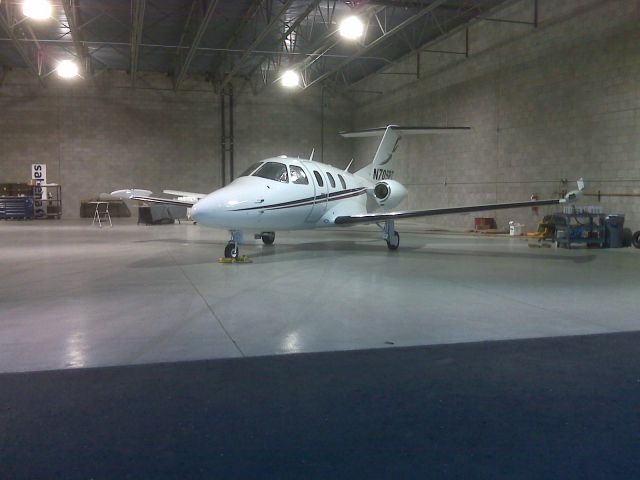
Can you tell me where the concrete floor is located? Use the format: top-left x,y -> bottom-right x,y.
1,219 -> 639,373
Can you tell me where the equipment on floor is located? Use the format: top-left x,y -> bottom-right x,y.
0,183 -> 61,219
81,199 -> 130,218
528,208 -> 630,248
632,231 -> 640,249
137,205 -> 188,225
218,256 -> 252,264
90,201 -> 112,227
0,196 -> 34,219
603,214 -> 625,248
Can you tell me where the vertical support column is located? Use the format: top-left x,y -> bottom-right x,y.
229,86 -> 234,181
220,89 -> 226,186
465,25 -> 469,57
220,84 -> 234,187
320,85 -> 325,163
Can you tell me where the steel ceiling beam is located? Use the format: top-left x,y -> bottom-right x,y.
61,0 -> 91,78
248,0 -> 322,72
209,0 -> 264,83
174,0 -> 221,91
304,0 -> 448,89
219,0 -> 296,90
0,7 -> 44,86
244,0 -> 322,91
130,0 -> 146,87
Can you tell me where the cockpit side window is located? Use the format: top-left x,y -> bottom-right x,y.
337,174 -> 347,190
239,161 -> 263,177
290,165 -> 309,185
253,162 -> 289,183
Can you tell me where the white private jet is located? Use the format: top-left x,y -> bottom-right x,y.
113,125 -> 584,258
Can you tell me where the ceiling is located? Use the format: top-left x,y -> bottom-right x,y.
0,0 -> 514,92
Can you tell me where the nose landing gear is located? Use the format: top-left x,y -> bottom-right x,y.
220,230 -> 252,263
224,242 -> 239,259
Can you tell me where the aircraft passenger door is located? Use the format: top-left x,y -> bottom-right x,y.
305,165 -> 329,223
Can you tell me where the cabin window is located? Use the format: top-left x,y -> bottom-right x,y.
289,165 -> 309,185
337,174 -> 347,190
239,161 -> 263,177
313,171 -> 324,187
253,162 -> 288,183
326,172 -> 336,188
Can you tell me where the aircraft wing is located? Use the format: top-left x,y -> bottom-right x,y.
163,190 -> 207,199
110,189 -> 195,207
334,198 -> 563,225
129,195 -> 195,207
336,178 -> 584,225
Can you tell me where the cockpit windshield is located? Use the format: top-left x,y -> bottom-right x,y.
252,162 -> 288,183
239,162 -> 263,177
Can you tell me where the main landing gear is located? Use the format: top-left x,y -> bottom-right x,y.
253,231 -> 276,245
382,220 -> 400,251
260,232 -> 275,245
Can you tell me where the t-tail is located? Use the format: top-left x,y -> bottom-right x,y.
340,125 -> 471,182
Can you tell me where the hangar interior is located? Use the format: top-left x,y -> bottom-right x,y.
1,0 -> 640,478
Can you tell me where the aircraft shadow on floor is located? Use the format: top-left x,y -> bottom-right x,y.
128,238 -> 596,268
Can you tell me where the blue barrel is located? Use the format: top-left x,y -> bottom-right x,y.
604,214 -> 625,248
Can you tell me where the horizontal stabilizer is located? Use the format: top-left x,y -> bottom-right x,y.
340,126 -> 471,138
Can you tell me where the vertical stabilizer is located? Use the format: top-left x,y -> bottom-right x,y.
355,125 -> 401,180
340,125 -> 470,181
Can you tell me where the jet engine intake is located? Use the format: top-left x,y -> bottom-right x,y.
374,182 -> 390,201
371,180 -> 407,209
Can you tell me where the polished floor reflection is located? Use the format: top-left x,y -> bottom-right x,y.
1,220 -> 638,373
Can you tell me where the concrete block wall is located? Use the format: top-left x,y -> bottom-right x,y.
0,71 -> 352,218
233,89 -> 353,176
352,0 -> 640,232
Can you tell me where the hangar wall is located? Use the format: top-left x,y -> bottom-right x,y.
351,0 -> 640,231
0,72 -> 352,218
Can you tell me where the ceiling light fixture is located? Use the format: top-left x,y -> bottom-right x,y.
281,70 -> 299,88
56,60 -> 79,79
23,0 -> 52,20
339,15 -> 364,40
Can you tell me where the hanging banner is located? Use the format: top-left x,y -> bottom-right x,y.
31,164 -> 47,218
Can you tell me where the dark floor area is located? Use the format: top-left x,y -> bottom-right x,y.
2,332 -> 640,479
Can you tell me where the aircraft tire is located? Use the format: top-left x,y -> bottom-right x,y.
261,232 -> 276,245
387,231 -> 400,251
622,228 -> 632,247
632,231 -> 640,249
224,243 -> 238,258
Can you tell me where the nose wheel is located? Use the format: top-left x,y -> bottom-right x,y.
223,230 -> 243,259
224,242 -> 239,259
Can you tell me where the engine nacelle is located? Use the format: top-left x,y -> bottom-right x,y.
371,180 -> 407,209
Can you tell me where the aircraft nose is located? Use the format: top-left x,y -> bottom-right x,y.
191,195 -> 218,224
190,189 -> 235,227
